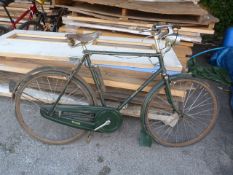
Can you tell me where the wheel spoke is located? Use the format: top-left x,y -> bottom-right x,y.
186,87 -> 205,112
184,98 -> 212,112
145,78 -> 217,147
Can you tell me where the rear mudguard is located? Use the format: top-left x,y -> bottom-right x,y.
12,67 -> 56,99
12,66 -> 97,105
140,73 -> 192,131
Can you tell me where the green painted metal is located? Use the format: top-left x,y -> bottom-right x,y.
40,104 -> 123,132
117,68 -> 163,110
140,73 -> 192,133
139,128 -> 152,147
83,50 -> 160,58
86,55 -> 106,106
95,109 -> 123,133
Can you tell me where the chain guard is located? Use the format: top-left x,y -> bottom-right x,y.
40,104 -> 123,133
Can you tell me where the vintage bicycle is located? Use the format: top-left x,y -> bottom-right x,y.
0,0 -> 65,35
12,24 -> 218,147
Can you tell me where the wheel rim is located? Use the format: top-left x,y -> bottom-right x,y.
15,71 -> 94,144
145,78 -> 218,147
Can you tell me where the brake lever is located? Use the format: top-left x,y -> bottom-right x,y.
160,26 -> 174,39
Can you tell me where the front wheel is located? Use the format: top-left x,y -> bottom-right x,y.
143,75 -> 218,147
15,67 -> 97,144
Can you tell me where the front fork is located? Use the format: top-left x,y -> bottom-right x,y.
159,56 -> 179,113
163,74 -> 179,113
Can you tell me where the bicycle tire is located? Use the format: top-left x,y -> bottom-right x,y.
15,67 -> 97,144
0,25 -> 10,36
142,74 -> 218,147
18,20 -> 44,31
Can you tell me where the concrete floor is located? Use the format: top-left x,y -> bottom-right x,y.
0,84 -> 233,175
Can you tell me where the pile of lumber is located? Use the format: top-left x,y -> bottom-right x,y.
0,0 -> 53,28
54,0 -> 218,69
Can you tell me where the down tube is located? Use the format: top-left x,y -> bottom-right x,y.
117,68 -> 163,110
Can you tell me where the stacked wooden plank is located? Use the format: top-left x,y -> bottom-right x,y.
0,0 -> 52,28
54,0 -> 217,69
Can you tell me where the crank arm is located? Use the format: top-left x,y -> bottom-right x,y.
94,120 -> 111,131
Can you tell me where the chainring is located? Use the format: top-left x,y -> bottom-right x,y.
95,109 -> 123,133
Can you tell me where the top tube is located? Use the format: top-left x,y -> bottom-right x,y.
83,50 -> 160,58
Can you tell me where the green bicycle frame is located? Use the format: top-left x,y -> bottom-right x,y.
48,48 -> 178,115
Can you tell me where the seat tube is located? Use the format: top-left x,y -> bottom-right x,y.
86,55 -> 106,106
48,54 -> 87,115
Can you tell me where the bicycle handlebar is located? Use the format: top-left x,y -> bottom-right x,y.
149,24 -> 182,53
151,24 -> 181,39
152,24 -> 181,31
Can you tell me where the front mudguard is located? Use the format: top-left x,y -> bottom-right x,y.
140,73 -> 193,131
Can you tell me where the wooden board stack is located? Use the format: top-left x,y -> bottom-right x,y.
0,0 -> 53,28
54,0 -> 218,69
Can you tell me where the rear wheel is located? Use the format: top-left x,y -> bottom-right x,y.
18,20 -> 44,31
144,75 -> 218,147
15,68 -> 96,144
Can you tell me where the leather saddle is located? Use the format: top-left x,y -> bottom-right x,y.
65,32 -> 101,43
